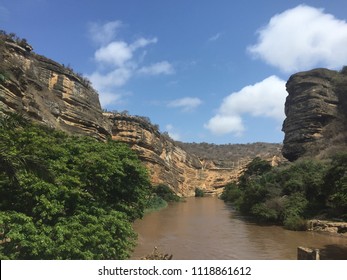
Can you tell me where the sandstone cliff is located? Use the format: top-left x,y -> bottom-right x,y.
105,113 -> 241,196
282,68 -> 347,161
0,35 -> 110,140
0,34 -> 244,196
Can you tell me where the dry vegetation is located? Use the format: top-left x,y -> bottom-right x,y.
176,141 -> 283,168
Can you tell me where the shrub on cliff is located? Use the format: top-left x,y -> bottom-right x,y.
0,113 -> 151,259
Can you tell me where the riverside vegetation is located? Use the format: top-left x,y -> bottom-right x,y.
221,156 -> 347,230
0,112 -> 178,259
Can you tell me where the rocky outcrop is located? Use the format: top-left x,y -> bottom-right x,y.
0,34 -> 280,196
0,38 -> 110,140
282,68 -> 347,161
308,220 -> 347,236
105,113 -> 241,196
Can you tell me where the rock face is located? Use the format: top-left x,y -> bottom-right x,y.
0,38 -> 110,140
308,220 -> 347,236
0,34 -> 280,196
105,113 -> 241,196
282,68 -> 347,161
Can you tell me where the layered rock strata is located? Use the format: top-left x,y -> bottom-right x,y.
0,39 -> 110,140
105,113 -> 240,196
0,35 -> 281,195
282,68 -> 347,161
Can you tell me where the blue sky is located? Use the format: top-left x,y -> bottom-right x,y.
1,0 -> 347,144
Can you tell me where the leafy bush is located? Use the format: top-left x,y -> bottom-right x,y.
221,155 -> 347,229
324,153 -> 347,217
195,187 -> 205,197
153,184 -> 180,202
251,203 -> 279,222
283,215 -> 307,231
0,113 -> 151,259
144,195 -> 168,214
220,182 -> 242,203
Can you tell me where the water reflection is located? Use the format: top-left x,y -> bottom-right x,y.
132,196 -> 347,260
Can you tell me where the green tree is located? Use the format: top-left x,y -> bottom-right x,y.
0,113 -> 151,259
324,153 -> 347,217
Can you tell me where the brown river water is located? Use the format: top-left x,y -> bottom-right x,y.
132,196 -> 347,260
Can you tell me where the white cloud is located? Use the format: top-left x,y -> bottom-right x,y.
167,97 -> 202,112
165,124 -> 181,141
130,37 -> 158,51
93,37 -> 158,68
248,4 -> 347,73
95,41 -> 133,67
88,21 -> 123,45
138,61 -> 175,75
205,76 -> 287,136
86,21 -> 174,107
87,68 -> 132,90
98,92 -> 123,107
205,115 -> 244,136
208,33 -> 222,42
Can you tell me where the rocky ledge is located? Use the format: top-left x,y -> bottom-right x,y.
308,219 -> 347,237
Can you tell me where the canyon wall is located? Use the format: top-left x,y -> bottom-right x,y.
105,113 -> 239,196
282,68 -> 347,161
0,35 -> 240,196
0,38 -> 110,140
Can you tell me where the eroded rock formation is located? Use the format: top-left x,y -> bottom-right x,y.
105,113 -> 241,196
0,34 -> 281,195
0,36 -> 238,195
0,38 -> 110,140
282,68 -> 347,161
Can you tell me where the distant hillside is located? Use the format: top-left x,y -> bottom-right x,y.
175,142 -> 283,168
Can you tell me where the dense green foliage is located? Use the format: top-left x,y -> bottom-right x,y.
194,187 -> 205,197
152,184 -> 181,202
221,156 -> 347,230
143,184 -> 181,213
0,112 -> 151,259
143,195 -> 168,214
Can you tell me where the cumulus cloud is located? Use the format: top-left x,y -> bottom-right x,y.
87,68 -> 132,90
98,92 -> 123,107
205,115 -> 244,136
248,4 -> 347,73
138,61 -> 175,75
88,21 -> 123,45
205,76 -> 287,136
86,21 -> 174,107
94,41 -> 133,67
167,97 -> 202,112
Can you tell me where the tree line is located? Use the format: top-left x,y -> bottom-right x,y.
221,156 -> 347,230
